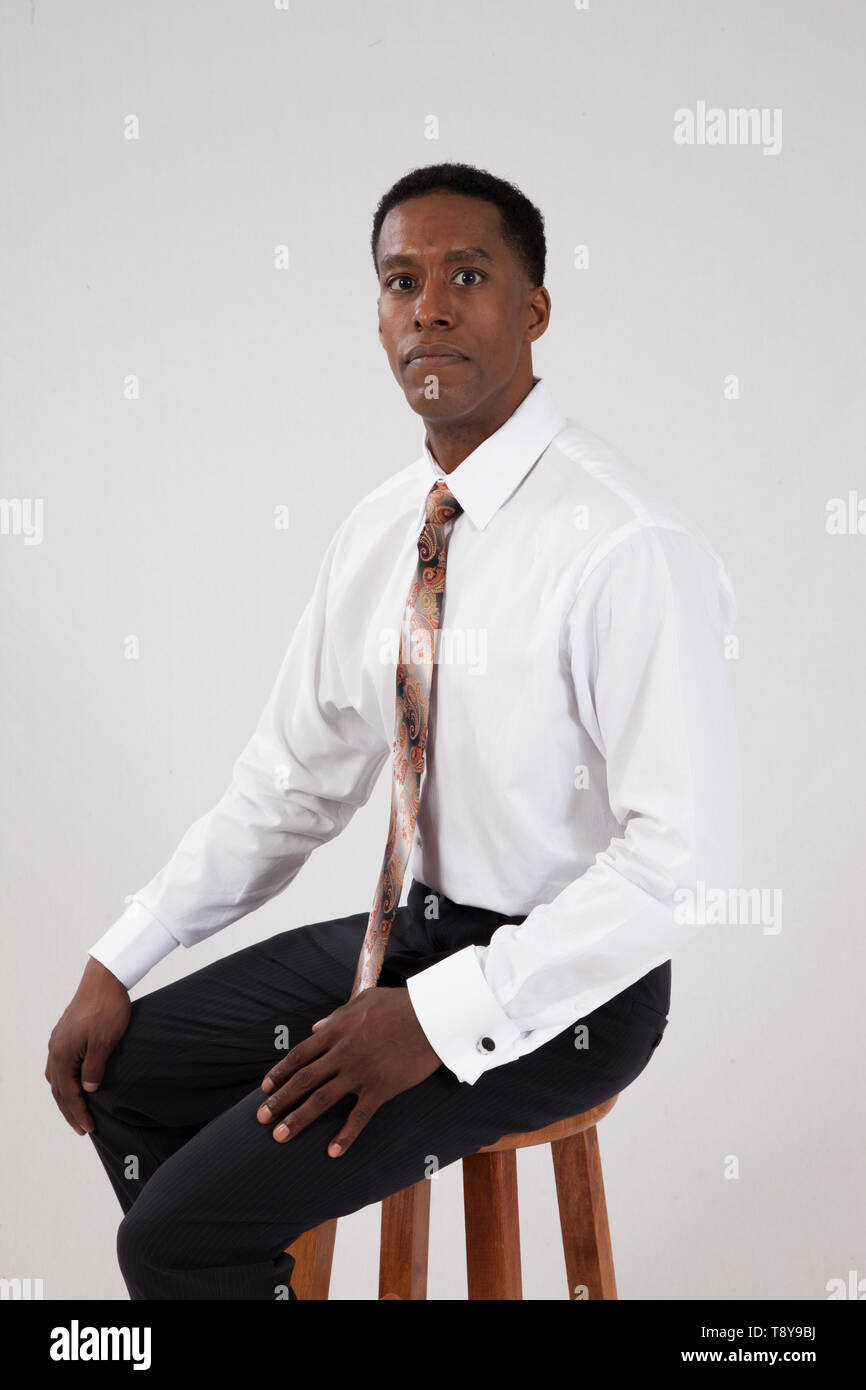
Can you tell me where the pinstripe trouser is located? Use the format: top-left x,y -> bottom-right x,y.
86,878 -> 671,1300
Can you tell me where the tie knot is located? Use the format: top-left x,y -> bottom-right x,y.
425,479 -> 463,527
417,479 -> 462,564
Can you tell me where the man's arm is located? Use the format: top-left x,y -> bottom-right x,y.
88,517 -> 390,990
48,517 -> 391,1133
406,523 -> 743,1084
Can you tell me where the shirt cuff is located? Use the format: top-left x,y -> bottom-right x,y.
87,901 -> 181,990
405,944 -> 525,1085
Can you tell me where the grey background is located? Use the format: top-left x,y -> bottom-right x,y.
2,0 -> 864,1299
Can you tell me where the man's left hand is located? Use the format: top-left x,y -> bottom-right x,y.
256,985 -> 442,1157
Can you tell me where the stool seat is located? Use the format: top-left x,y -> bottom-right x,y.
285,1093 -> 620,1300
475,1094 -> 617,1151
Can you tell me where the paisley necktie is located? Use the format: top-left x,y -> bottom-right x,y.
348,478 -> 463,999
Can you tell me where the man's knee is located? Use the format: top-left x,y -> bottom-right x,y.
116,1184 -> 194,1297
116,1201 -> 160,1298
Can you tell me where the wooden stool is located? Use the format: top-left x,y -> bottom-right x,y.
284,1093 -> 619,1300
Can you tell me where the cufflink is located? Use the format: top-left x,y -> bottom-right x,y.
476,1036 -> 496,1053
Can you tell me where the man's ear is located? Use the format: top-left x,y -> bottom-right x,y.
525,285 -> 551,344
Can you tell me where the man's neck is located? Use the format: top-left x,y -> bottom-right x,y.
424,372 -> 538,474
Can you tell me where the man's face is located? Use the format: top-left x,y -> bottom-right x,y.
375,190 -> 545,421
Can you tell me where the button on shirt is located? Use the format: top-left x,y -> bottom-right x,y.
88,376 -> 743,1085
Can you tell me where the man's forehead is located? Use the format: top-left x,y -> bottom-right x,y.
380,194 -> 501,241
378,244 -> 496,272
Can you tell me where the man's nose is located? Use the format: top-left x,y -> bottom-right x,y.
412,282 -> 454,326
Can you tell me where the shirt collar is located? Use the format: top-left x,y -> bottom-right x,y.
419,376 -> 568,531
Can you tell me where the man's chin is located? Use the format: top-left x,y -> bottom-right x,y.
399,376 -> 472,418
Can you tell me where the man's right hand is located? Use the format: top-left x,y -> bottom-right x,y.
44,957 -> 132,1135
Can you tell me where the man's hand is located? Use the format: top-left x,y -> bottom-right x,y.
45,957 -> 131,1135
257,985 -> 442,1157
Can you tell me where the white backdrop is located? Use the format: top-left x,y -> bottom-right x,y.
2,0 -> 864,1300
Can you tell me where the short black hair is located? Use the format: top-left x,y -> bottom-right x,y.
371,161 -> 546,290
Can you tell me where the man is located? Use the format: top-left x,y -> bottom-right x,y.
45,161 -> 742,1300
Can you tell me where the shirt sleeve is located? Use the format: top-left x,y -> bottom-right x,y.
406,523 -> 743,1084
88,518 -> 390,989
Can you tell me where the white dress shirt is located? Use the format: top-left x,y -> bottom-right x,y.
88,376 -> 743,1085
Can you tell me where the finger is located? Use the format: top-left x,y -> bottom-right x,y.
62,1078 -> 94,1135
257,1054 -> 340,1124
325,1095 -> 379,1158
260,1028 -> 330,1094
81,1038 -> 111,1092
270,1080 -> 346,1143
50,1078 -> 89,1137
265,1003 -> 346,1081
57,1055 -> 95,1135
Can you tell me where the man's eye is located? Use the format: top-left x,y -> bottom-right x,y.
454,269 -> 484,285
385,270 -> 486,290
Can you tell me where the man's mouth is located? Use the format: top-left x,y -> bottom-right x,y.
405,345 -> 468,366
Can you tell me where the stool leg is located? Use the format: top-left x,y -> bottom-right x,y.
462,1150 -> 522,1300
551,1125 -> 618,1300
379,1180 -> 431,1300
284,1220 -> 338,1301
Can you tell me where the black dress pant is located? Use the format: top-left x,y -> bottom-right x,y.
87,878 -> 671,1300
